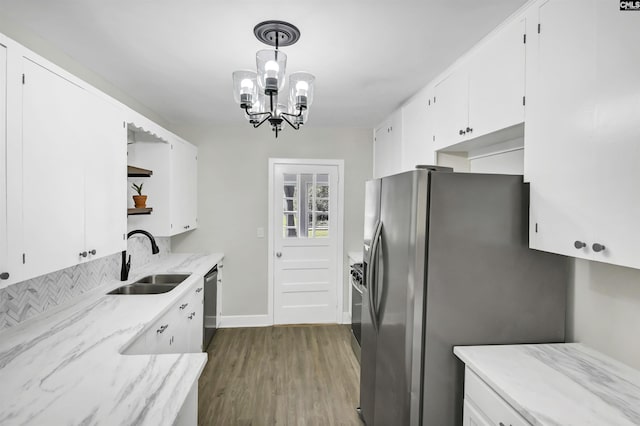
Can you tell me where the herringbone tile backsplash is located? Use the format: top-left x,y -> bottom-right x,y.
0,236 -> 171,330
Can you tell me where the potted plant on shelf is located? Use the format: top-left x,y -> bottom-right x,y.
131,182 -> 147,208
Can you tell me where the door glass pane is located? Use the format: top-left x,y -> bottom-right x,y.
281,171 -> 330,239
315,212 -> 329,238
282,173 -> 298,238
316,173 -> 329,198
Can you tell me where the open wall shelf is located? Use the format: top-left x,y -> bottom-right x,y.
127,207 -> 153,216
127,165 -> 153,177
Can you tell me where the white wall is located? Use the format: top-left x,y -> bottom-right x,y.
567,260 -> 640,370
170,126 -> 372,320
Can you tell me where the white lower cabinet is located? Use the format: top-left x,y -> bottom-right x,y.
124,277 -> 205,355
463,400 -> 491,426
463,368 -> 530,426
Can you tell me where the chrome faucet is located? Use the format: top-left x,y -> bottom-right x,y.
121,229 -> 160,281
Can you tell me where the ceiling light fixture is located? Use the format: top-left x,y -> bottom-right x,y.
232,20 -> 315,138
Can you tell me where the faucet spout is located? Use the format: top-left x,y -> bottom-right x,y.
120,229 -> 160,281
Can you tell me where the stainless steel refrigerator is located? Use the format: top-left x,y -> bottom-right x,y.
360,167 -> 568,426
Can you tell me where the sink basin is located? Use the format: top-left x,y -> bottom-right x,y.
133,274 -> 191,285
107,273 -> 191,295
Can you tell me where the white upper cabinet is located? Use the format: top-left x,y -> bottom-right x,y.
434,69 -> 469,150
467,17 -> 526,139
127,121 -> 198,237
401,87 -> 436,169
434,17 -> 526,151
83,92 -> 127,261
526,0 -> 640,269
170,137 -> 198,233
0,44 -> 8,285
21,57 -> 127,279
373,110 -> 402,178
21,58 -> 88,278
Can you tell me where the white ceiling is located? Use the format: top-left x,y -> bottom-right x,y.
0,0 -> 528,129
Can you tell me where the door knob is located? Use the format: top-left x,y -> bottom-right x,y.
0,272 -> 9,280
276,252 -> 282,258
574,241 -> 586,249
592,243 -> 606,253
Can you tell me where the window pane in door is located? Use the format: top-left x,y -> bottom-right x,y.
283,173 -> 298,238
315,213 -> 329,238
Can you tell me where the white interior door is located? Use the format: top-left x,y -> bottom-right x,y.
272,161 -> 340,325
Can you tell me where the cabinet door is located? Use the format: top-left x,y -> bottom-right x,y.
468,17 -> 525,138
147,311 -> 175,354
401,88 -> 436,170
433,69 -> 468,150
188,280 -> 204,352
463,400 -> 491,426
525,0 -> 596,259
22,58 -> 86,278
373,111 -> 402,178
170,138 -> 198,233
0,45 -> 8,286
83,92 -> 127,261
588,2 -> 640,269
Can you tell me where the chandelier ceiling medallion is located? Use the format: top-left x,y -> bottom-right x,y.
232,20 -> 315,138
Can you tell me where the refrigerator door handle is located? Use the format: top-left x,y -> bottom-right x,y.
368,220 -> 383,331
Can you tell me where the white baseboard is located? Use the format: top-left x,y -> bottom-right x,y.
342,312 -> 352,324
219,314 -> 272,328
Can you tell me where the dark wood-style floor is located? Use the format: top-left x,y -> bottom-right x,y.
198,325 -> 362,426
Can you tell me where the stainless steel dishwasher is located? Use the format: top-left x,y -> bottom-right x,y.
203,265 -> 218,351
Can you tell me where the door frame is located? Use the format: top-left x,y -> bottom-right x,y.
268,158 -> 345,325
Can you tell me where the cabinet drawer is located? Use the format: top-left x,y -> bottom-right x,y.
465,367 -> 531,426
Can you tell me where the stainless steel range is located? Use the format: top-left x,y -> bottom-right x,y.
350,262 -> 363,361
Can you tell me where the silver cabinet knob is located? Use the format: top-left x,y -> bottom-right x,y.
89,249 -> 97,255
156,324 -> 169,334
179,303 -> 188,310
592,243 -> 606,253
276,252 -> 282,258
0,272 -> 9,280
195,287 -> 203,293
574,241 -> 586,249
79,251 -> 87,258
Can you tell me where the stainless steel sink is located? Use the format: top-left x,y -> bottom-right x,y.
107,273 -> 191,295
133,274 -> 191,285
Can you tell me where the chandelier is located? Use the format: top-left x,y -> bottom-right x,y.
232,21 -> 315,138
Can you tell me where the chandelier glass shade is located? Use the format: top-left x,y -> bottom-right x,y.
232,21 -> 315,138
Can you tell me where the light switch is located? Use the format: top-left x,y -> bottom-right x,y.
257,227 -> 265,238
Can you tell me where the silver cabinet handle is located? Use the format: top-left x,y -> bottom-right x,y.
574,241 -> 586,249
89,249 -> 97,255
0,272 -> 9,280
79,251 -> 87,258
276,252 -> 282,258
592,243 -> 606,252
195,287 -> 203,293
179,303 -> 188,310
156,324 -> 169,334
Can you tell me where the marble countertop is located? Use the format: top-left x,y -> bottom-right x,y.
0,252 -> 224,426
454,343 -> 640,425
